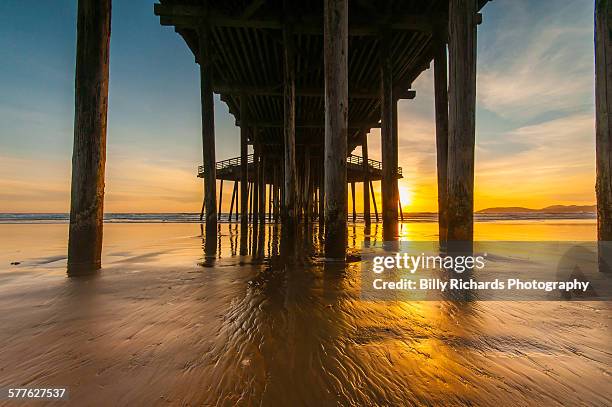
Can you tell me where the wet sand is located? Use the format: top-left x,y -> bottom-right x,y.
0,220 -> 610,406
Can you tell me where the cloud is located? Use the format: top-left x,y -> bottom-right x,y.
475,112 -> 595,207
477,0 -> 593,121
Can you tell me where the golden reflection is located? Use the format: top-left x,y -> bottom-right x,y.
0,220 -> 608,405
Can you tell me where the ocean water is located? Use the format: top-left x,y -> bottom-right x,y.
0,212 -> 597,224
0,221 -> 609,405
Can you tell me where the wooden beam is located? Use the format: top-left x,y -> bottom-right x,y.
241,0 -> 265,20
447,0 -> 477,242
596,0 -> 612,272
68,0 -> 112,274
154,4 -> 437,34
434,42 -> 449,243
323,0 -> 348,259
214,84 -> 415,99
282,24 -> 298,228
370,180 -> 379,222
235,119 -> 380,129
228,180 -> 236,219
198,27 -> 218,250
234,180 -> 239,221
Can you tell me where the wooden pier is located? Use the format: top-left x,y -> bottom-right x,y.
66,0 -> 612,271
202,154 -> 402,223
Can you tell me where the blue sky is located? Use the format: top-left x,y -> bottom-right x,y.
0,0 -> 596,212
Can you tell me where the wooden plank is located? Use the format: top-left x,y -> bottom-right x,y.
596,0 -> 612,271
198,26 -> 218,247
434,42 -> 449,243
154,4 -> 437,33
323,0 -> 348,259
447,0 -> 477,242
68,0 -> 112,274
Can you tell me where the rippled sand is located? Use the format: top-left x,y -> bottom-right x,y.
0,220 -> 610,406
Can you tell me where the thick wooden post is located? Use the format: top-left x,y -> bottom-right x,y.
240,96 -> 249,230
434,42 -> 449,242
198,27 -> 217,247
324,0 -> 348,259
362,133 -> 371,226
68,0 -> 112,273
283,26 -> 297,228
447,0 -> 477,242
596,0 -> 612,272
381,31 -> 398,239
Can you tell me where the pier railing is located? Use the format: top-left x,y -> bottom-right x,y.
198,154 -> 255,175
198,154 -> 401,177
346,154 -> 402,176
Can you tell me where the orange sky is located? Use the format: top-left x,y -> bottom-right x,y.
0,0 -> 596,214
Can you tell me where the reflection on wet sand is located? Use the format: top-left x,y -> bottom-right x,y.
0,221 -> 609,406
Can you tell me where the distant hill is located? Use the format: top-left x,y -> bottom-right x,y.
477,205 -> 596,214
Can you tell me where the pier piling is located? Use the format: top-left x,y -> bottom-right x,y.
198,26 -> 217,251
434,41 -> 449,243
596,0 -> 612,272
323,0 -> 348,259
447,0 -> 478,243
68,0 -> 112,274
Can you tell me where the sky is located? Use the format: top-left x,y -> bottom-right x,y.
0,0 -> 596,213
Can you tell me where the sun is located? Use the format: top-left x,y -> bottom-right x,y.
398,184 -> 414,207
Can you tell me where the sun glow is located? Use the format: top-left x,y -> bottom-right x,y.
399,184 -> 414,207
